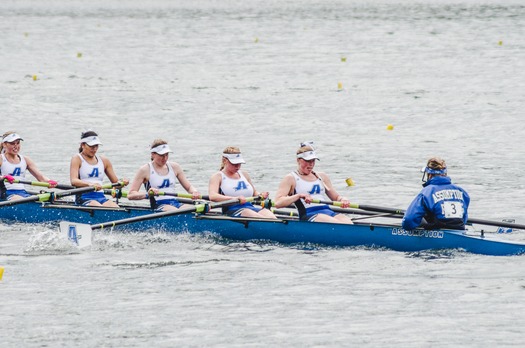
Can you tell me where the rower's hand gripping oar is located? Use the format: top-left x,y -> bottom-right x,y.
8,178 -> 75,190
60,197 -> 253,248
0,183 -> 120,208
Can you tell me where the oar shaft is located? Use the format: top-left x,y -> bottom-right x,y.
91,198 -> 242,231
53,187 -> 102,198
269,206 -> 394,218
315,199 -> 524,230
103,189 -> 211,201
468,217 -> 525,230
93,204 -> 205,230
0,183 -> 119,207
330,206 -> 403,218
158,192 -> 211,200
312,199 -> 406,215
0,194 -> 43,207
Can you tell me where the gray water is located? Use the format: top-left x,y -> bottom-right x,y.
1,0 -> 525,346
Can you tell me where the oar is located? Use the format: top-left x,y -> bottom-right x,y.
156,192 -> 210,200
328,206 -> 401,219
0,183 -> 119,208
103,189 -> 210,200
60,198 -> 246,248
467,217 -> 525,230
310,199 -> 406,215
269,207 -> 400,223
270,208 -> 299,217
256,199 -> 404,218
7,178 -> 75,190
348,212 -> 400,221
312,199 -> 525,230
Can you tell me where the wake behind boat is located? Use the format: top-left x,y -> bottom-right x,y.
2,199 -> 525,256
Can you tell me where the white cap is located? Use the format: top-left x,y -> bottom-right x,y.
297,150 -> 320,161
223,153 -> 245,164
81,135 -> 102,146
2,133 -> 23,143
150,144 -> 173,155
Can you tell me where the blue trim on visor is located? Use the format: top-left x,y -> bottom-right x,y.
423,167 -> 447,175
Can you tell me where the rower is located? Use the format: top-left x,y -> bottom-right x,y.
126,139 -> 201,211
208,146 -> 277,219
274,142 -> 353,224
70,130 -> 128,207
0,131 -> 58,201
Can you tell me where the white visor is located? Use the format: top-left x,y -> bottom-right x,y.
81,136 -> 102,146
297,150 -> 320,161
300,141 -> 316,150
2,133 -> 23,143
223,153 -> 245,164
150,144 -> 173,155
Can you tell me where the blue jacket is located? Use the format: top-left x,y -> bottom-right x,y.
401,176 -> 470,230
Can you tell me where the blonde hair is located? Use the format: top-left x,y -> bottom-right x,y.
296,144 -> 314,155
150,139 -> 168,160
150,139 -> 168,149
0,131 -> 16,153
220,146 -> 241,170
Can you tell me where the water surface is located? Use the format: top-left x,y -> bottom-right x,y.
1,1 -> 525,346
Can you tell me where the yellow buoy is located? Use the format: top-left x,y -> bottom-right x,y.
345,178 -> 355,186
337,82 -> 343,90
254,37 -> 259,43
498,40 -> 503,46
32,75 -> 37,81
386,124 -> 394,130
77,52 -> 82,58
341,57 -> 347,62
0,266 -> 4,280
24,32 -> 29,37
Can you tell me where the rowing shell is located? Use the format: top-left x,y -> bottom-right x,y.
1,202 -> 525,256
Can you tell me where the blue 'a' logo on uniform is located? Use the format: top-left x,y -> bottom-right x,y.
68,225 -> 78,245
11,167 -> 21,176
88,168 -> 99,178
234,181 -> 248,191
159,179 -> 170,189
308,184 -> 321,195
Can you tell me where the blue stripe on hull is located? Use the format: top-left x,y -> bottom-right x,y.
1,203 -> 524,256
0,202 -> 144,225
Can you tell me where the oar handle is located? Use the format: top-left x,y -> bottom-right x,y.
270,208 -> 299,217
11,179 -> 75,190
104,189 -> 128,198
